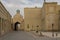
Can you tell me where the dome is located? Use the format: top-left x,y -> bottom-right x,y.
16,10 -> 20,13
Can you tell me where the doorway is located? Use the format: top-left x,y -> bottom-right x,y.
14,22 -> 20,31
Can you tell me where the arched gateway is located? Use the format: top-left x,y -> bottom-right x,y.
14,22 -> 20,31
13,10 -> 24,31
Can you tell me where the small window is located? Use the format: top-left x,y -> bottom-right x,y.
52,24 -> 54,29
36,25 -> 39,27
59,10 -> 60,14
27,24 -> 29,29
59,17 -> 60,20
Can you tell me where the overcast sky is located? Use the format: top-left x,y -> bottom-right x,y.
1,0 -> 60,17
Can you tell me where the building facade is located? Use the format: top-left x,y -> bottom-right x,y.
24,7 -> 42,31
24,2 -> 60,31
0,2 -> 12,36
42,2 -> 59,31
57,5 -> 60,31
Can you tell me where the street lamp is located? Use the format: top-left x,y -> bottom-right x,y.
36,25 -> 42,36
52,24 -> 54,37
36,25 -> 39,33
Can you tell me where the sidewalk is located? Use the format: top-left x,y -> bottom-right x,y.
30,31 -> 48,37
42,32 -> 60,38
30,31 -> 60,38
26,31 -> 60,40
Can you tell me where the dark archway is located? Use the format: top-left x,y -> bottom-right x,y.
14,22 -> 20,31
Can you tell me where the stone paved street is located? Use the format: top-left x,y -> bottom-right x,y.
0,31 -> 34,40
0,31 -> 60,40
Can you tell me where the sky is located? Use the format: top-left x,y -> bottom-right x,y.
1,0 -> 60,17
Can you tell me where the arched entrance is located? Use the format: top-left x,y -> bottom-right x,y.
14,22 -> 20,31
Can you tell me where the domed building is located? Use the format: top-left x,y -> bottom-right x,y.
12,10 -> 24,31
